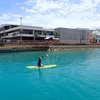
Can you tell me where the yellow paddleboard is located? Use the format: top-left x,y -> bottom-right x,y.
26,65 -> 57,69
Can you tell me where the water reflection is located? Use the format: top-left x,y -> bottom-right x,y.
38,68 -> 42,79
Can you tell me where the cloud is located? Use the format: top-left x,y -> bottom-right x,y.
0,13 -> 22,25
1,0 -> 100,29
0,14 -> 11,20
20,0 -> 100,28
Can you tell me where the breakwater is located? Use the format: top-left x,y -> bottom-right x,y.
0,45 -> 100,52
0,45 -> 49,52
47,45 -> 100,51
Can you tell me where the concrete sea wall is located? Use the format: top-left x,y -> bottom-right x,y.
0,45 -> 100,52
47,45 -> 100,51
0,45 -> 49,52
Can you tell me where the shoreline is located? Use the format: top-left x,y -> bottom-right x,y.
48,45 -> 100,51
0,44 -> 100,52
0,45 -> 49,52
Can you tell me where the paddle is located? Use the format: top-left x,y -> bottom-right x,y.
45,54 -> 48,57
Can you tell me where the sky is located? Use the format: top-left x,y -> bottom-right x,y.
0,0 -> 100,29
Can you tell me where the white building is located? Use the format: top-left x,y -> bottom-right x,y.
0,24 -> 54,42
92,29 -> 100,43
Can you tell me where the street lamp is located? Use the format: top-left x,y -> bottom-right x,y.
19,17 -> 23,41
20,17 -> 23,26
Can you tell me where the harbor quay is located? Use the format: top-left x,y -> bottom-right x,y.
48,44 -> 100,51
0,24 -> 100,52
0,42 -> 100,52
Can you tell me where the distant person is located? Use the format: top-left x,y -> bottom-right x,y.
37,54 -> 48,67
37,56 -> 43,67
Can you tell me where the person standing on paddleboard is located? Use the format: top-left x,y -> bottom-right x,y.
37,56 -> 43,67
37,54 -> 48,67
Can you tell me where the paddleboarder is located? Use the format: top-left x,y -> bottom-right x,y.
37,54 -> 48,67
37,56 -> 43,67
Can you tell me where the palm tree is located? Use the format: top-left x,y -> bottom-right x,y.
34,32 -> 38,41
11,33 -> 16,41
12,33 -> 16,37
43,31 -> 47,37
19,29 -> 24,41
54,32 -> 60,38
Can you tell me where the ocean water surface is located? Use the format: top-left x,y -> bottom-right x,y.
0,49 -> 100,100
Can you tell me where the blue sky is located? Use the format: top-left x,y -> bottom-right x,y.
0,0 -> 100,29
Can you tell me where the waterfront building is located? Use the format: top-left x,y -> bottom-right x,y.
92,29 -> 100,43
0,24 -> 93,44
0,24 -> 54,42
55,28 -> 89,44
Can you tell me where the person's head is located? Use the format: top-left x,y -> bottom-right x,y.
39,56 -> 43,59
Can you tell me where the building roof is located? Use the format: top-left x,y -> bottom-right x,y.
0,25 -> 54,34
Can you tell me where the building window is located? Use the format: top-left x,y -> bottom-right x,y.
34,30 -> 42,35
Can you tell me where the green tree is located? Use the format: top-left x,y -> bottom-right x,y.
20,29 -> 24,34
12,33 -> 16,37
11,33 -> 16,40
19,29 -> 24,41
34,32 -> 38,40
43,31 -> 47,37
93,37 -> 96,43
54,32 -> 60,38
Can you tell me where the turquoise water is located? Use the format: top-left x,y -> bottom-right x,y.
0,49 -> 100,100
